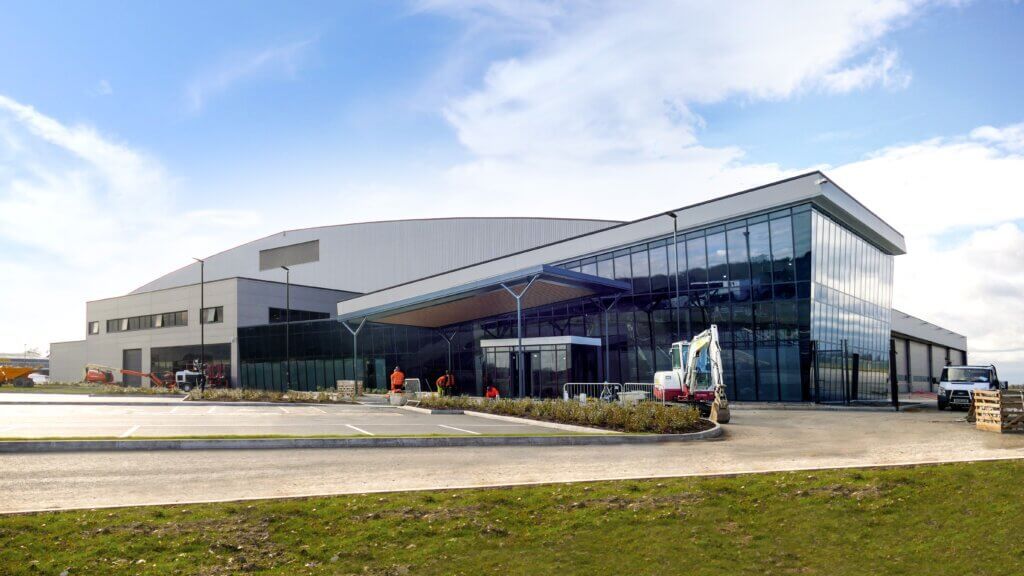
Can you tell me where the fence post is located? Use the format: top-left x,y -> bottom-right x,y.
889,339 -> 900,412
841,339 -> 850,406
811,340 -> 820,404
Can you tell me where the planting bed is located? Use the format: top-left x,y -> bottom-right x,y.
418,396 -> 708,434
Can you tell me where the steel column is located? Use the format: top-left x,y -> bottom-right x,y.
342,318 -> 367,386
500,275 -> 539,398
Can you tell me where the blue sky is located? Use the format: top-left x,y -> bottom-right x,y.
1,0 -> 1023,378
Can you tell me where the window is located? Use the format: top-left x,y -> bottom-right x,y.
268,308 -> 330,323
104,310 -> 188,333
201,306 -> 224,324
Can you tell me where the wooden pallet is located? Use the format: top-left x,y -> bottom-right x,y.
974,390 -> 1024,433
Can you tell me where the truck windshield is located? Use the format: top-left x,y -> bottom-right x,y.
940,368 -> 991,383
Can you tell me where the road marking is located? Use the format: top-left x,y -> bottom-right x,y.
279,406 -> 290,414
206,406 -> 217,415
312,407 -> 327,414
438,424 -> 481,435
119,425 -> 140,438
345,424 -> 374,436
170,406 -> 180,414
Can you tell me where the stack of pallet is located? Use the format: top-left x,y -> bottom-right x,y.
974,390 -> 1024,433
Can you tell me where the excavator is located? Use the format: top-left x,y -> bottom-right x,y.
653,325 -> 731,424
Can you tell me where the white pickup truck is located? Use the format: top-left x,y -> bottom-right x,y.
936,365 -> 1002,410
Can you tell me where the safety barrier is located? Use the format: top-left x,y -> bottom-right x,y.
563,382 -> 621,402
563,382 -> 663,404
621,382 -> 661,404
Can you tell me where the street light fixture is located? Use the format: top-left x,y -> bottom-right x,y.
193,257 -> 206,393
665,211 -> 681,341
281,266 -> 291,389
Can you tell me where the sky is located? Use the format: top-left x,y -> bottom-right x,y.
0,0 -> 1022,380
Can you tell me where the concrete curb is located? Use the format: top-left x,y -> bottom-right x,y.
400,405 -> 466,415
460,409 -> 623,434
0,424 -> 721,453
0,399 -> 376,408
399,405 -> 622,434
88,393 -> 187,398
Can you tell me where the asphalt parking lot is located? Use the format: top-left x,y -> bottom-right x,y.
0,401 -> 560,438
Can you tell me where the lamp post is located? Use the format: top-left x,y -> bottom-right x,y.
193,257 -> 206,393
665,211 -> 681,341
281,266 -> 291,389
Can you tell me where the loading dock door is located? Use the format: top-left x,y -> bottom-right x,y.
122,349 -> 142,387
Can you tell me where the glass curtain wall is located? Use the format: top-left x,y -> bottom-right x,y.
238,204 -> 824,401
810,209 -> 894,401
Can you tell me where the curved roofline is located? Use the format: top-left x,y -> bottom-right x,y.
131,216 -> 624,294
343,170 -> 902,300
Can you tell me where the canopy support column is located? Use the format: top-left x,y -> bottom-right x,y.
438,327 -> 459,373
500,274 -> 540,398
342,318 -> 367,385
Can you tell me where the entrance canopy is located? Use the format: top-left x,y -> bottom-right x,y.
336,264 -> 630,329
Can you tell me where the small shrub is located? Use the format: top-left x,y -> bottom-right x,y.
418,396 -> 705,434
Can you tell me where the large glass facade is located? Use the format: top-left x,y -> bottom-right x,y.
238,203 -> 895,402
810,209 -> 893,401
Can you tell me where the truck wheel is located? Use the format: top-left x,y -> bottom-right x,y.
937,397 -> 947,411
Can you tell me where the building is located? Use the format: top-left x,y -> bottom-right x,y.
50,172 -> 967,402
48,217 -> 618,384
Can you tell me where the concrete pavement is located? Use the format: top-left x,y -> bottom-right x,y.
0,401 -> 558,438
3,407 -> 1024,513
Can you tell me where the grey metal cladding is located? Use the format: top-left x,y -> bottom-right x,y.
259,240 -> 320,271
130,218 -> 619,295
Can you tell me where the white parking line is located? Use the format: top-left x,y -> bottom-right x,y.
206,406 -> 217,415
438,424 -> 481,435
120,425 -> 140,438
345,424 -> 375,436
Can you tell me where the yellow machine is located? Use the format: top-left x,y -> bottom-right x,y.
0,365 -> 39,384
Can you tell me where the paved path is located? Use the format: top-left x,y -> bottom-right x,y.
0,401 -> 556,439
3,407 -> 1024,513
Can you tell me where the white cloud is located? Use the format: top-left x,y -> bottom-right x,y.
969,122 -> 1024,153
185,38 -> 316,112
0,94 -> 262,352
410,0 -> 1024,381
93,79 -> 113,96
435,0 -> 923,162
821,49 -> 911,93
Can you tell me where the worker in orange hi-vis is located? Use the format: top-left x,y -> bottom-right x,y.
390,366 -> 406,393
436,370 -> 455,396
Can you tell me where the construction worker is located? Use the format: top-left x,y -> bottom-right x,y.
485,383 -> 500,399
390,366 -> 405,394
484,376 -> 499,399
436,370 -> 455,396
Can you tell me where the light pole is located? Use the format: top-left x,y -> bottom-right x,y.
281,266 -> 291,389
666,211 -> 681,341
193,257 -> 206,392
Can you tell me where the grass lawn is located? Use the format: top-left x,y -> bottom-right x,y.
2,460 -> 1023,575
